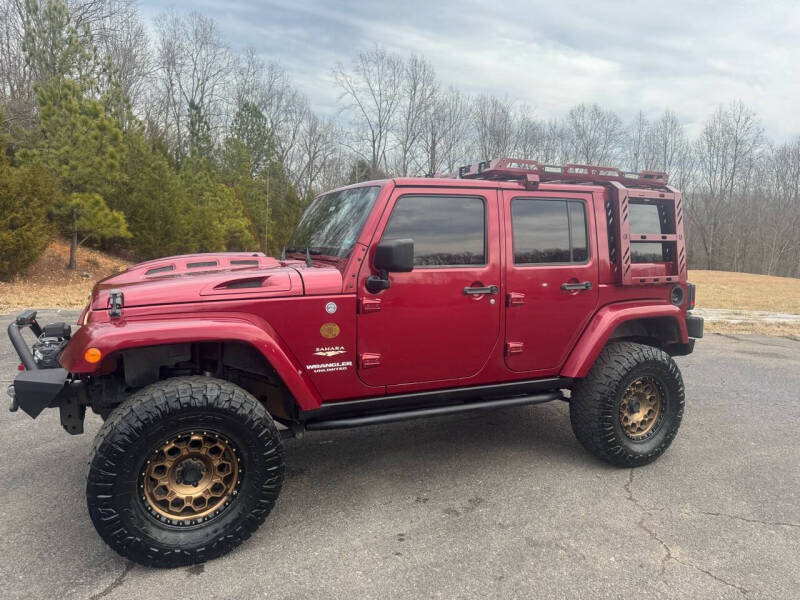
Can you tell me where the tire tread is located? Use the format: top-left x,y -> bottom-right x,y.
87,376 -> 284,568
569,342 -> 685,467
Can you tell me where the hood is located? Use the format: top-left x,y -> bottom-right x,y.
90,252 -> 343,310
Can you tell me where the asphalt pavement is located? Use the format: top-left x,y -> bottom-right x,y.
0,310 -> 798,600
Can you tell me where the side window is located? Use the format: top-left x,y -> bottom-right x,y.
511,199 -> 589,264
382,195 -> 485,266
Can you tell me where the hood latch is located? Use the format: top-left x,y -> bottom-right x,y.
108,289 -> 124,319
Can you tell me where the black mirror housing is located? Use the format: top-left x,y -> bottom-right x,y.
374,238 -> 414,272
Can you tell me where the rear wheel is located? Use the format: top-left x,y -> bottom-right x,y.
569,342 -> 684,467
87,376 -> 284,567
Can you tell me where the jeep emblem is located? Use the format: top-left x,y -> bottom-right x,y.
325,302 -> 337,314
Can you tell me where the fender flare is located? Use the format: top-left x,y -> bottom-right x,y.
560,302 -> 688,379
59,313 -> 322,410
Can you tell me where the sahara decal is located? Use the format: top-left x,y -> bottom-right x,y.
313,346 -> 346,357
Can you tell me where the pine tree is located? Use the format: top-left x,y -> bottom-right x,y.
0,118 -> 58,280
23,78 -> 130,268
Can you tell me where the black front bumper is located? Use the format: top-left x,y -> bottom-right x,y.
9,367 -> 70,418
7,311 -> 84,433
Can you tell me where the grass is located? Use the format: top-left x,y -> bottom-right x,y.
1,243 -> 798,337
688,270 -> 800,336
688,269 -> 800,314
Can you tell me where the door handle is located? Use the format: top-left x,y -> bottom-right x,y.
463,285 -> 498,296
561,281 -> 593,291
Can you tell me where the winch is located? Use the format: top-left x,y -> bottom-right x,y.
32,322 -> 71,369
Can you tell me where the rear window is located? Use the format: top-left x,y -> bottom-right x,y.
629,202 -> 666,233
629,201 -> 674,262
511,199 -> 588,264
631,243 -> 674,263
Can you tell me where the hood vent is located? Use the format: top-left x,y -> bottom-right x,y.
187,260 -> 218,269
216,277 -> 265,290
145,265 -> 174,276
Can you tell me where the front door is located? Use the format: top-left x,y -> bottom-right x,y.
503,191 -> 599,373
357,189 -> 501,387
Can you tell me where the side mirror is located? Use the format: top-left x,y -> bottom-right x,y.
374,238 -> 414,273
366,238 -> 414,294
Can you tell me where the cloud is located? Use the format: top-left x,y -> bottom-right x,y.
140,0 -> 800,140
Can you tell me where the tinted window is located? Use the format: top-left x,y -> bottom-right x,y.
629,202 -> 664,233
511,199 -> 588,264
382,195 -> 485,266
631,242 -> 674,263
569,201 -> 588,262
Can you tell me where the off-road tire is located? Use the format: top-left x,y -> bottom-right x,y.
569,342 -> 684,467
87,376 -> 284,568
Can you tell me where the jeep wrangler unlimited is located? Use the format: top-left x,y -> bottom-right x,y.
7,157 -> 703,567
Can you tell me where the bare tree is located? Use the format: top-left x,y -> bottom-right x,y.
419,86 -> 469,175
95,0 -> 152,123
333,47 -> 403,175
393,54 -> 437,176
563,103 -> 624,165
235,52 -> 297,161
761,140 -> 800,276
0,0 -> 34,128
625,111 -> 654,171
688,102 -> 763,269
472,94 -> 515,160
153,10 -> 234,157
294,112 -> 338,198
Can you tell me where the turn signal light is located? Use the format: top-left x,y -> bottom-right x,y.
84,348 -> 102,363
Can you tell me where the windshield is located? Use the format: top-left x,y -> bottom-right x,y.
286,186 -> 380,258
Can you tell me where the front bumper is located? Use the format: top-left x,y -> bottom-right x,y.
7,311 -> 84,434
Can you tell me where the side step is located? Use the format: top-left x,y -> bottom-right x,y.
304,391 -> 562,431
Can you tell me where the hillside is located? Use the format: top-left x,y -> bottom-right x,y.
0,239 -> 129,313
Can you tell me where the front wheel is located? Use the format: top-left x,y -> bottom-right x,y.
569,342 -> 685,467
87,376 -> 284,567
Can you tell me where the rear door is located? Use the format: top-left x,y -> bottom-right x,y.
356,188 -> 501,387
503,191 -> 599,373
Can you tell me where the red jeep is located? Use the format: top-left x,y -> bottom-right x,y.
7,158 -> 703,567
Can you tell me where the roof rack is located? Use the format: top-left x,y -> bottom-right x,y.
452,157 -> 668,188
446,157 -> 685,286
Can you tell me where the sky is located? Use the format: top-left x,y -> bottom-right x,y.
139,0 -> 800,141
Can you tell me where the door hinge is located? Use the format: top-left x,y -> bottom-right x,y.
360,297 -> 382,313
507,292 -> 525,306
359,353 -> 382,369
505,341 -> 524,355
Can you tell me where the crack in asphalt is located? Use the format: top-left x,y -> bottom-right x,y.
624,470 -> 751,596
716,333 -> 800,346
697,510 -> 800,530
87,562 -> 134,600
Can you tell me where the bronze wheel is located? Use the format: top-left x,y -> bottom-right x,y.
570,342 -> 685,467
619,377 -> 663,440
88,377 -> 284,567
141,431 -> 242,526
